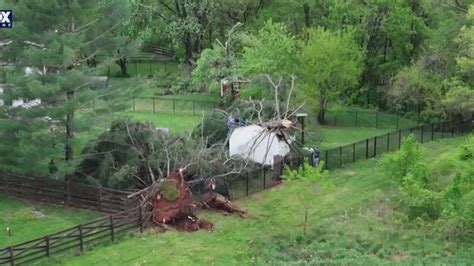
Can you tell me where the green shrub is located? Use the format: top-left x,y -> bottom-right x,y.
382,134 -> 423,182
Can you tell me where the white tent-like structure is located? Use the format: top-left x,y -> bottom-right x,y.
229,124 -> 292,166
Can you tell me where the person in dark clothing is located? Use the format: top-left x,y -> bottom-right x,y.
311,146 -> 320,167
48,159 -> 59,180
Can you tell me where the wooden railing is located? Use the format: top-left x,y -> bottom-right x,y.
0,205 -> 153,265
0,173 -> 139,213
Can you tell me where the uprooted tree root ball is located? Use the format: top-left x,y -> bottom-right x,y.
151,170 -> 245,232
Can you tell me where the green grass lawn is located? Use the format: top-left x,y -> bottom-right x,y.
0,197 -> 100,247
308,126 -> 392,150
42,136 -> 474,265
122,112 -> 202,133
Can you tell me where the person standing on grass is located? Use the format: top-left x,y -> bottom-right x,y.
48,159 -> 59,180
312,146 -> 320,167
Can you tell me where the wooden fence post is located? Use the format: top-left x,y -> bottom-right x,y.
78,225 -> 84,253
9,246 -> 14,266
110,216 -> 115,242
45,236 -> 50,257
98,188 -> 102,212
139,205 -> 144,233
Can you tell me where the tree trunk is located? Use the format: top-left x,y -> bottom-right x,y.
303,3 -> 311,27
116,57 -> 128,77
65,90 -> 75,161
184,33 -> 194,66
317,97 -> 327,124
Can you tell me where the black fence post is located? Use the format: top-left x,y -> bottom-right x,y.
366,139 -> 369,159
339,146 -> 343,167
373,136 -> 377,158
352,143 -> 356,162
263,167 -> 266,189
153,98 -> 156,113
399,129 -> 402,149
325,150 -> 329,169
246,171 -> 249,196
387,133 -> 390,151
173,99 -> 176,115
375,111 -> 379,129
417,104 -> 421,126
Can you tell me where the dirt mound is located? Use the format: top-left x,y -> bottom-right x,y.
151,170 -> 245,232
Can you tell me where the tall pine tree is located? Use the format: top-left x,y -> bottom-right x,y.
0,0 -> 135,175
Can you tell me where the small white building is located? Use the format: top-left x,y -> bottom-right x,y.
229,124 -> 292,166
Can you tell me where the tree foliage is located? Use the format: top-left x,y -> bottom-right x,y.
298,28 -> 364,122
240,20 -> 297,77
283,162 -> 331,236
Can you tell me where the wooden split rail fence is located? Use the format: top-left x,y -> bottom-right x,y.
0,205 -> 153,265
0,173 -> 139,213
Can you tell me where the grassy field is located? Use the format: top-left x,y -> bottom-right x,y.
41,136 -> 473,265
0,197 -> 100,247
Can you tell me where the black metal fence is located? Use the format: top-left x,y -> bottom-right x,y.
324,109 -> 420,129
322,119 -> 473,170
131,97 -> 218,116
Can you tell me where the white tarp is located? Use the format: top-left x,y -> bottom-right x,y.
229,125 -> 291,166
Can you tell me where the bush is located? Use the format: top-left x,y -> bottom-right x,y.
382,134 -> 423,182
383,134 -> 441,219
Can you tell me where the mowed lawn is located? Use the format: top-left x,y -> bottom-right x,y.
43,137 -> 474,265
0,197 -> 100,247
